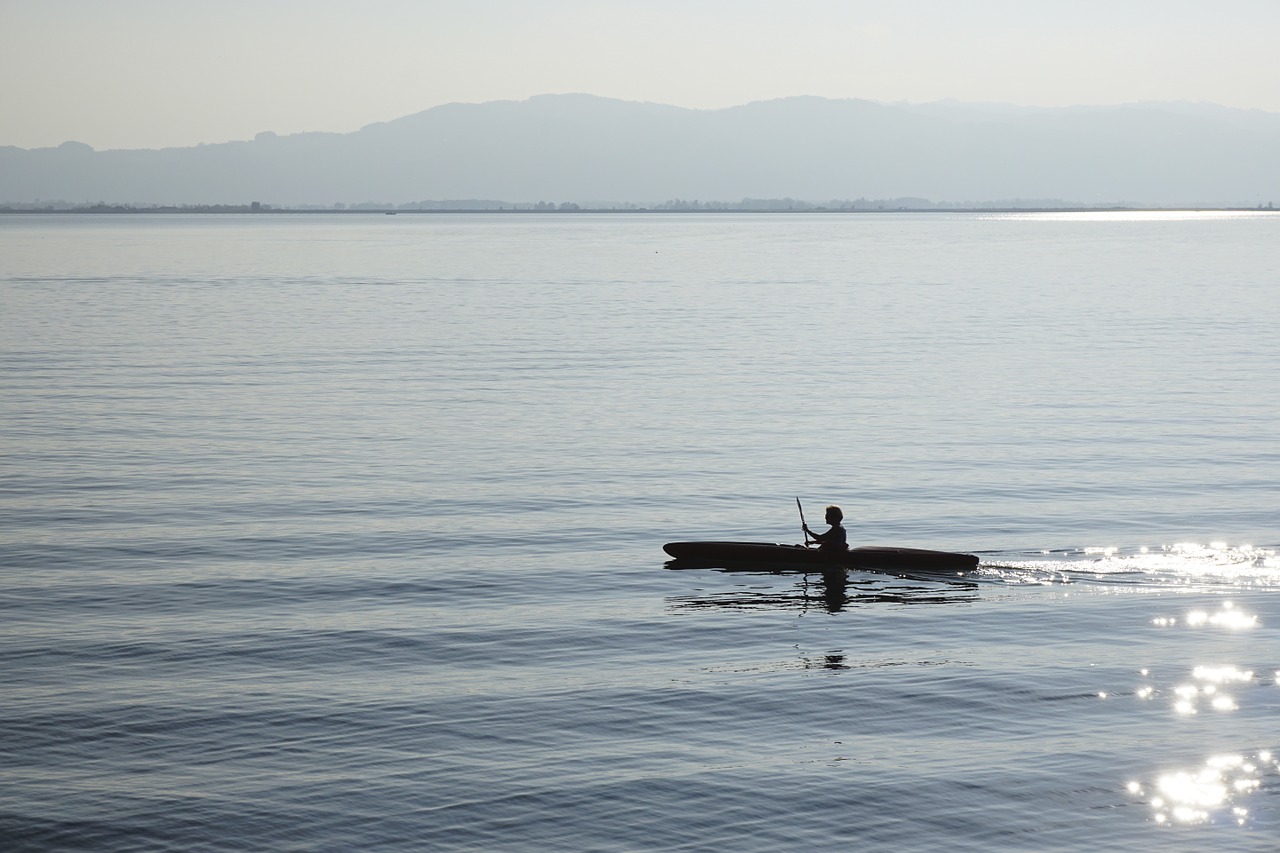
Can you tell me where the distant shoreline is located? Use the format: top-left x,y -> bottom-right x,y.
3,205 -> 1275,215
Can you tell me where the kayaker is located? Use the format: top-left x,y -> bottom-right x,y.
804,505 -> 848,551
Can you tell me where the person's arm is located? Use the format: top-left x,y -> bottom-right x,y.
804,524 -> 832,544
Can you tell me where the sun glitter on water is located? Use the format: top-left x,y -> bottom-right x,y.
1160,664 -> 1255,716
990,542 -> 1279,589
1152,601 -> 1259,631
1129,751 -> 1277,826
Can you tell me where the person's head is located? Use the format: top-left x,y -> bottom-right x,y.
825,505 -> 843,525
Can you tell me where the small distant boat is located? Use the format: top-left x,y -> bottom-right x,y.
663,541 -> 979,574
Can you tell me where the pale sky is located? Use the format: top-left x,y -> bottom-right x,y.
2,0 -> 1278,150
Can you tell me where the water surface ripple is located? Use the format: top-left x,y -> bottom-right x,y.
3,212 -> 1279,851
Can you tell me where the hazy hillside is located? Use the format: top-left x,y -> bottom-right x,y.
3,95 -> 1278,206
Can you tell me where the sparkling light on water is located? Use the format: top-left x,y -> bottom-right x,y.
1154,601 -> 1259,631
1192,665 -> 1254,684
1185,602 -> 1258,630
1003,543 -> 1279,589
1166,665 -> 1254,715
991,210 -> 1279,223
1130,752 -> 1278,826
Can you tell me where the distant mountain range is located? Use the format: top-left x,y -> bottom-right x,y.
3,95 -> 1278,207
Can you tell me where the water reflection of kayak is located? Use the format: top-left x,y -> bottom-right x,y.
663,541 -> 979,573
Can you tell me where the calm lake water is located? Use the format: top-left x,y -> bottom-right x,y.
2,211 -> 1280,851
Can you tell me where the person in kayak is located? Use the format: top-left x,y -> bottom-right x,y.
804,505 -> 848,551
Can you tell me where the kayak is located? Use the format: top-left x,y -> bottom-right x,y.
662,541 -> 979,573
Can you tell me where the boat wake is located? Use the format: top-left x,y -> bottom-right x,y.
977,542 -> 1280,591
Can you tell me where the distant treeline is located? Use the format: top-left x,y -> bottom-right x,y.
1,201 -> 281,213
3,197 -> 1273,214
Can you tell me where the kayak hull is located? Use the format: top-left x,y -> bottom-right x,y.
663,541 -> 979,573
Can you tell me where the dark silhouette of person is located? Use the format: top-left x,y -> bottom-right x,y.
804,505 -> 848,552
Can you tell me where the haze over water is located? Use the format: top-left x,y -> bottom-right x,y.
2,211 -> 1279,850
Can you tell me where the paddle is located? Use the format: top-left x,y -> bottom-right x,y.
797,497 -> 810,547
